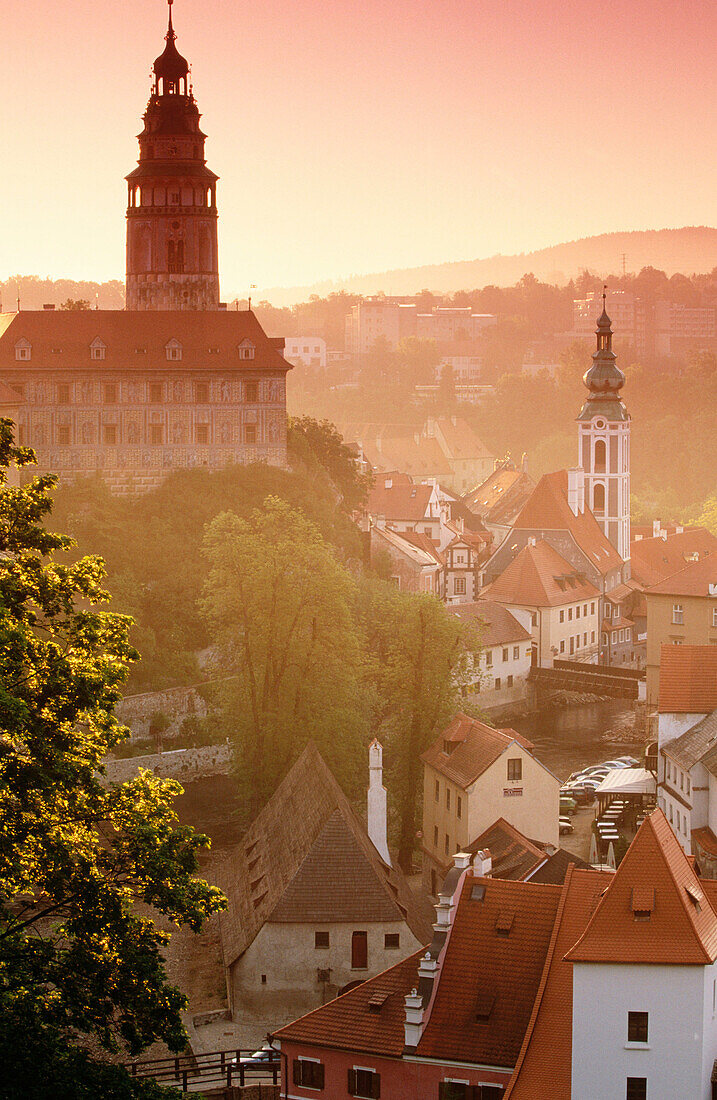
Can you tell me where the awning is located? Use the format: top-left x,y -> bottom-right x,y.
595,768 -> 656,797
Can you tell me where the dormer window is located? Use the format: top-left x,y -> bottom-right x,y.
14,339 -> 31,362
165,339 -> 182,362
90,338 -> 106,361
238,339 -> 255,360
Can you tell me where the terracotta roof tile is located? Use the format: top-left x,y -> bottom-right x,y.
462,467 -> 534,524
366,478 -> 435,522
480,540 -> 600,608
663,710 -> 717,771
422,713 -> 536,790
658,646 -> 717,713
510,470 -> 623,575
452,601 -> 532,646
431,417 -> 493,461
566,810 -> 717,965
647,552 -> 717,597
630,528 -> 717,588
467,818 -> 546,881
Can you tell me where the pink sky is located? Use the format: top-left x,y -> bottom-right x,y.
1,0 -> 715,295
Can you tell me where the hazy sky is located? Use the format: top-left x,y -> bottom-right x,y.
1,0 -> 715,294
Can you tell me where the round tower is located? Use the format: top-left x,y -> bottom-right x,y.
577,289 -> 630,561
126,0 -> 220,311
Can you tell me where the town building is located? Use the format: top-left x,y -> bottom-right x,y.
653,300 -> 717,356
468,817 -> 591,884
452,601 -> 533,713
481,538 -> 601,667
0,1 -> 290,493
214,742 -> 433,1023
0,382 -> 22,487
462,460 -> 534,543
630,526 -> 717,590
420,713 -> 560,895
353,418 -> 494,496
283,337 -> 327,369
369,523 -> 444,596
344,299 -> 496,355
275,810 -> 717,1100
363,472 -> 443,540
573,289 -> 649,355
645,555 -> 717,711
442,522 -> 491,604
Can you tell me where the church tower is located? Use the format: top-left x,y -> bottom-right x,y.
126,0 -> 220,310
577,289 -> 630,561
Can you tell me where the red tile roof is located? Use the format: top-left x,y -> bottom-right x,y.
630,528 -> 717,588
415,875 -> 562,1067
462,467 -> 534,523
511,470 -> 623,575
453,601 -> 532,647
467,818 -> 546,881
658,646 -> 717,713
566,810 -> 717,965
647,553 -> 717,597
431,417 -> 493,461
480,540 -> 600,608
505,867 -> 609,1100
0,310 -> 289,374
421,714 -> 537,790
366,478 -> 435,522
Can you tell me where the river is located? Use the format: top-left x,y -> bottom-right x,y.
510,699 -> 644,783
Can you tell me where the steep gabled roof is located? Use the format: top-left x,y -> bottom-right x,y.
215,743 -> 432,967
566,810 -> 717,965
468,818 -> 546,881
366,477 -> 435,522
511,470 -> 623,575
453,601 -> 532,647
663,710 -> 717,771
421,713 -> 540,791
431,417 -> 493,461
480,540 -> 599,608
658,645 -> 717,713
631,528 -> 717,588
647,553 -> 717,597
371,524 -> 443,568
462,467 -> 534,525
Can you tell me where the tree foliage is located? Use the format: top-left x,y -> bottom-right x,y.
288,415 -> 373,513
0,422 -> 224,1097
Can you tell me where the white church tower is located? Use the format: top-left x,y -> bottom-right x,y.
578,288 -> 631,562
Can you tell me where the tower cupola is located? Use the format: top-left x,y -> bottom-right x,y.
579,290 -> 627,421
153,0 -> 190,93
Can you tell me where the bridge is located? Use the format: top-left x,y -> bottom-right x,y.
529,659 -> 645,701
124,1047 -> 281,1094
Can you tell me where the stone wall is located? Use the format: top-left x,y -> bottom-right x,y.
105,742 -> 233,784
116,683 -> 213,742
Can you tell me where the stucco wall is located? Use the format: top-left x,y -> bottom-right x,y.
646,593 -> 717,710
466,746 -> 560,849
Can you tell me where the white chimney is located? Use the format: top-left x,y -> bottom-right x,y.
368,739 -> 391,865
567,469 -> 585,516
473,847 -> 492,877
404,987 -> 424,1049
652,519 -> 661,537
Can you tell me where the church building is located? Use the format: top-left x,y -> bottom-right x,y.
0,0 -> 289,493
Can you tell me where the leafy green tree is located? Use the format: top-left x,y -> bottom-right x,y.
0,422 -> 224,1097
698,497 -> 717,537
200,496 -> 369,814
288,416 -> 373,513
362,583 -> 480,871
59,298 -> 91,310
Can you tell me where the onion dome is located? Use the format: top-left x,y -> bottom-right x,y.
578,288 -> 628,421
154,0 -> 189,85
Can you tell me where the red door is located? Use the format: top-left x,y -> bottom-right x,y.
351,931 -> 368,969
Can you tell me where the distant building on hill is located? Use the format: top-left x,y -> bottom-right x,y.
344,298 -> 496,354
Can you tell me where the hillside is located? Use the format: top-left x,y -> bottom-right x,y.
253,227 -> 717,306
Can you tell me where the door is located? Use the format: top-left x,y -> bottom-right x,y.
351,930 -> 368,969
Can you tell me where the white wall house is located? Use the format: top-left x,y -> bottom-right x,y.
283,337 -> 327,368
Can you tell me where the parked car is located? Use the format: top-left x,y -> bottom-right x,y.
237,1048 -> 281,1069
559,816 -> 574,835
602,760 -> 631,769
560,796 -> 578,816
615,756 -> 639,766
561,783 -> 596,806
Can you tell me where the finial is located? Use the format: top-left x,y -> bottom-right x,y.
603,283 -> 607,306
167,0 -> 175,41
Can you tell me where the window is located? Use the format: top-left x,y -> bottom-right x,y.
435,779 -> 440,802
591,631 -> 595,643
626,1079 -> 647,1100
314,931 -> 329,950
457,796 -> 462,820
351,931 -> 368,969
560,640 -> 565,654
454,577 -> 466,596
150,424 -> 164,445
627,1012 -> 648,1043
713,608 -> 717,628
612,632 -> 617,644
583,633 -> 587,646
195,381 -> 209,403
433,825 -> 438,847
531,613 -> 537,626
91,343 -> 106,361
672,604 -> 684,625
446,789 -> 451,811
103,382 -> 117,403
507,758 -> 522,781
591,601 -> 595,614
195,424 -> 209,444
513,646 -> 519,660
58,383 -> 71,404
149,382 -> 163,403
103,424 -> 117,445
384,933 -> 400,950
576,606 -> 580,619
494,676 -> 501,690
583,604 -> 588,615
165,340 -> 182,362
444,834 -> 450,856
593,483 -> 605,513
58,424 -> 70,445
348,1068 -> 380,1098
559,610 -> 565,623
238,341 -> 256,360
244,424 -> 257,444
502,648 -> 509,662
244,381 -> 258,402
15,341 -> 31,361
485,652 -> 493,668
293,1058 -> 325,1090
507,675 -> 513,687
594,438 -> 606,473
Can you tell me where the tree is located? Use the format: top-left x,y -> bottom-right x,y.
59,298 -> 91,310
698,497 -> 717,537
200,496 -> 368,814
288,416 -> 373,513
0,421 -> 225,1097
363,584 -> 480,871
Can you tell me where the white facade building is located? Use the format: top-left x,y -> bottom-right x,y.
283,337 -> 327,368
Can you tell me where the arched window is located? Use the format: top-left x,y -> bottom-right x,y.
593,483 -> 606,514
594,438 -> 606,473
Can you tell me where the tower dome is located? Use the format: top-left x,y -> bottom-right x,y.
578,288 -> 627,421
154,0 -> 189,87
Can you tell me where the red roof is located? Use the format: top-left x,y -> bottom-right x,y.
421,713 -> 537,790
0,310 -> 289,374
431,417 -> 493,461
647,553 -> 717,597
630,528 -> 717,588
453,601 -> 532,646
511,470 -> 623,575
658,645 -> 717,713
481,540 -> 599,608
566,810 -> 717,965
366,477 -> 435,523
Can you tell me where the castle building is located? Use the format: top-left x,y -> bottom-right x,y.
0,0 -> 289,493
577,291 -> 631,562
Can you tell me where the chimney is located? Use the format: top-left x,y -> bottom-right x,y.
473,847 -> 492,877
375,514 -> 386,530
652,519 -> 661,538
521,452 -> 528,473
527,535 -> 536,547
567,468 -> 585,516
384,476 -> 393,489
42,303 -> 55,310
403,988 -> 424,1049
367,739 -> 391,865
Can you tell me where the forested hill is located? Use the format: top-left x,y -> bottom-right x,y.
255,227 -> 717,305
0,276 -> 124,311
